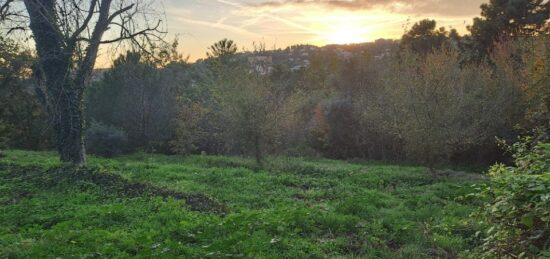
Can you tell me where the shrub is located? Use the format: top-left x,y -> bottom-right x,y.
0,122 -> 9,150
369,47 -> 519,173
210,64 -> 286,166
476,138 -> 550,257
0,36 -> 51,150
86,121 -> 128,157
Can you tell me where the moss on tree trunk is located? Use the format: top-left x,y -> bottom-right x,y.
53,86 -> 86,166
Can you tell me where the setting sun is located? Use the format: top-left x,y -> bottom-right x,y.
315,12 -> 371,44
306,12 -> 401,46
322,26 -> 370,45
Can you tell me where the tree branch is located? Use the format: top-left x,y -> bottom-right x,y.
69,0 -> 98,43
73,0 -> 113,88
107,3 -> 134,24
99,19 -> 162,44
0,0 -> 14,20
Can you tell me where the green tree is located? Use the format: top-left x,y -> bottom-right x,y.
87,48 -> 185,152
210,65 -> 285,166
401,19 -> 456,55
374,48 -> 520,173
469,0 -> 550,54
207,38 -> 238,60
171,61 -> 225,155
520,37 -> 550,136
0,35 -> 50,150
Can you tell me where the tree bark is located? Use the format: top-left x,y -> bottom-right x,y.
24,0 -> 88,165
53,85 -> 87,165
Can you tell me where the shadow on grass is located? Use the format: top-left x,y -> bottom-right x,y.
0,163 -> 227,215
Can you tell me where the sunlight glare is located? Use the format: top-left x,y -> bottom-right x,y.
312,15 -> 374,45
324,27 -> 368,45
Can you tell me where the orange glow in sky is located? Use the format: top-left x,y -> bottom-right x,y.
94,0 -> 487,67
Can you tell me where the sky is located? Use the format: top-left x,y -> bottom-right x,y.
110,0 -> 489,64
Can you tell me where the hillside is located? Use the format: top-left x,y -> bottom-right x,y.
88,39 -> 400,82
1,150 -> 485,258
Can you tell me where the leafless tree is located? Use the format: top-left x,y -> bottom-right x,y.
0,0 -> 164,166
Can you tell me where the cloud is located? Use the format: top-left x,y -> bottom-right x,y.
251,0 -> 387,9
217,0 -> 319,35
249,0 -> 485,17
176,17 -> 263,37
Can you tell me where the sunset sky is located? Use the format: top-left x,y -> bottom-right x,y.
110,0 -> 489,63
3,0 -> 490,67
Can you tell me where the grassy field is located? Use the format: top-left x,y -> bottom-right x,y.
0,150 -> 486,258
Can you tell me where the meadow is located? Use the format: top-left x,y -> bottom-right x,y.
0,150 -> 486,258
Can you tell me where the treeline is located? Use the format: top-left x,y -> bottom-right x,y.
1,0 -> 549,170
86,35 -> 548,170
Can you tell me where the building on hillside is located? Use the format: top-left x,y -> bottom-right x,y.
248,55 -> 273,75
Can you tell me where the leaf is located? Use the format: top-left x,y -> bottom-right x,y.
520,214 -> 534,228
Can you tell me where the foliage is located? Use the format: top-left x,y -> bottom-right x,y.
174,41 -> 305,164
469,0 -> 550,55
319,52 -> 405,161
0,35 -> 50,150
171,100 -> 210,154
207,38 -> 238,60
86,121 -> 128,158
1,150 -> 485,257
171,59 -> 227,155
369,47 -> 518,172
86,49 -> 186,153
311,98 -> 358,158
72,23 -> 550,169
401,19 -> 459,55
169,36 -> 545,167
519,37 -> 550,136
474,138 -> 550,257
209,64 -> 285,165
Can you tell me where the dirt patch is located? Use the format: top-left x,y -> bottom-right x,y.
283,181 -> 312,190
0,163 -> 227,215
386,239 -> 401,250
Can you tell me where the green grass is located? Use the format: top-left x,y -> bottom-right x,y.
0,150 -> 486,258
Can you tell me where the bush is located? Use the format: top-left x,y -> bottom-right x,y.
368,47 -> 519,172
86,122 -> 128,157
475,138 -> 550,257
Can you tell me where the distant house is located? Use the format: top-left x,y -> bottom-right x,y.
248,55 -> 273,75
